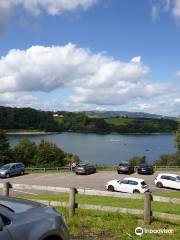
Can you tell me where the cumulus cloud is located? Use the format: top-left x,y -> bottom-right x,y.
0,43 -> 179,115
0,43 -> 165,106
0,0 -> 99,33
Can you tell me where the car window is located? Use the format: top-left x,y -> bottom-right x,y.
0,214 -> 11,225
168,176 -> 177,182
16,164 -> 23,168
11,165 -> 16,170
160,175 -> 169,180
120,180 -> 129,184
128,180 -> 138,185
177,176 -> 180,181
0,165 -> 10,170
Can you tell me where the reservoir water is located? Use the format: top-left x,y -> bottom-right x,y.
8,133 -> 176,166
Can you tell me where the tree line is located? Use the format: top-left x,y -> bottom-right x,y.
0,106 -> 178,134
0,130 -> 80,167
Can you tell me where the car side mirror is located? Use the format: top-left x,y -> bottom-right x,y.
0,216 -> 4,231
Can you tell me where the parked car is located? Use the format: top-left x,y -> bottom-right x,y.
105,177 -> 149,193
137,164 -> 154,175
117,163 -> 134,174
155,173 -> 180,190
75,164 -> 96,175
0,196 -> 69,240
0,163 -> 25,178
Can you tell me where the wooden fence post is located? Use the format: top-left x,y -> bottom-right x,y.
144,192 -> 152,224
69,187 -> 78,217
3,182 -> 11,197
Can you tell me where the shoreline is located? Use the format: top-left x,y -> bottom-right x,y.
6,131 -> 174,136
6,131 -> 59,135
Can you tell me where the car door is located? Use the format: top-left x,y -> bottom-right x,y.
128,180 -> 138,193
168,176 -> 180,189
160,175 -> 170,187
10,165 -> 17,176
0,216 -> 12,240
116,180 -> 129,192
0,228 -> 12,240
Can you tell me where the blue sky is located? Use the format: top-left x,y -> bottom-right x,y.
0,0 -> 180,116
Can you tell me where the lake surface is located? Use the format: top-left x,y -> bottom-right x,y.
8,133 -> 176,166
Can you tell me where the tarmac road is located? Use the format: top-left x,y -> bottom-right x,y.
0,170 -> 180,195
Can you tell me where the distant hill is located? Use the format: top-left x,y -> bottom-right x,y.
83,111 -> 176,120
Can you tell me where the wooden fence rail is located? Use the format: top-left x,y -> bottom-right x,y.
0,182 -> 180,223
24,165 -> 180,172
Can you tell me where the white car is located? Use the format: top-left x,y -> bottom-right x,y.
105,177 -> 149,193
155,173 -> 180,190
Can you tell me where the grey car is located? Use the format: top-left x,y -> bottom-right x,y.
0,196 -> 69,240
75,164 -> 96,175
0,163 -> 25,178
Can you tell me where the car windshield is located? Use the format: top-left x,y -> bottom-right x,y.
139,164 -> 149,167
0,165 -> 11,170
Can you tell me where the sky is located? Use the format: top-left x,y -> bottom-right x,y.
0,0 -> 180,116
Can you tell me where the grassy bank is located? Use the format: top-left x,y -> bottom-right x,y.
16,194 -> 180,240
59,208 -> 180,240
18,193 -> 180,215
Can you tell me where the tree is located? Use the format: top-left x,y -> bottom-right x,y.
13,139 -> 37,166
64,153 -> 80,165
34,140 -> 65,167
128,156 -> 146,166
176,118 -> 180,153
0,130 -> 11,165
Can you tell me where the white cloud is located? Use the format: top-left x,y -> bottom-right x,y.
0,43 -> 162,105
0,0 -> 99,33
173,0 -> 180,18
150,0 -> 180,20
0,43 -> 179,116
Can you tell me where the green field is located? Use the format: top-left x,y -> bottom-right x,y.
105,117 -> 133,126
17,194 -> 180,240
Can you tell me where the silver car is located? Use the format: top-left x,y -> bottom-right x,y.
0,163 -> 25,178
0,196 -> 69,240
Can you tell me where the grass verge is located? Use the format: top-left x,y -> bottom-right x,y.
17,194 -> 180,239
18,193 -> 180,215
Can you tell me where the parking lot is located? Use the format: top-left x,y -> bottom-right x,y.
0,170 -> 180,195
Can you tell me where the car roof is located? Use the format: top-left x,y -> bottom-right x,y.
123,177 -> 145,182
157,173 -> 179,177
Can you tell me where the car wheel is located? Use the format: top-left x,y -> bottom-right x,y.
5,173 -> 10,178
133,189 -> 140,194
117,170 -> 121,174
108,185 -> 114,192
156,182 -> 163,188
20,171 -> 24,176
75,172 -> 79,175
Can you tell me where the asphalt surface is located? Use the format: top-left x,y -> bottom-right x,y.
0,170 -> 180,196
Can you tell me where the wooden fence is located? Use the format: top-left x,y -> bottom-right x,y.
25,165 -> 180,172
0,182 -> 180,224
